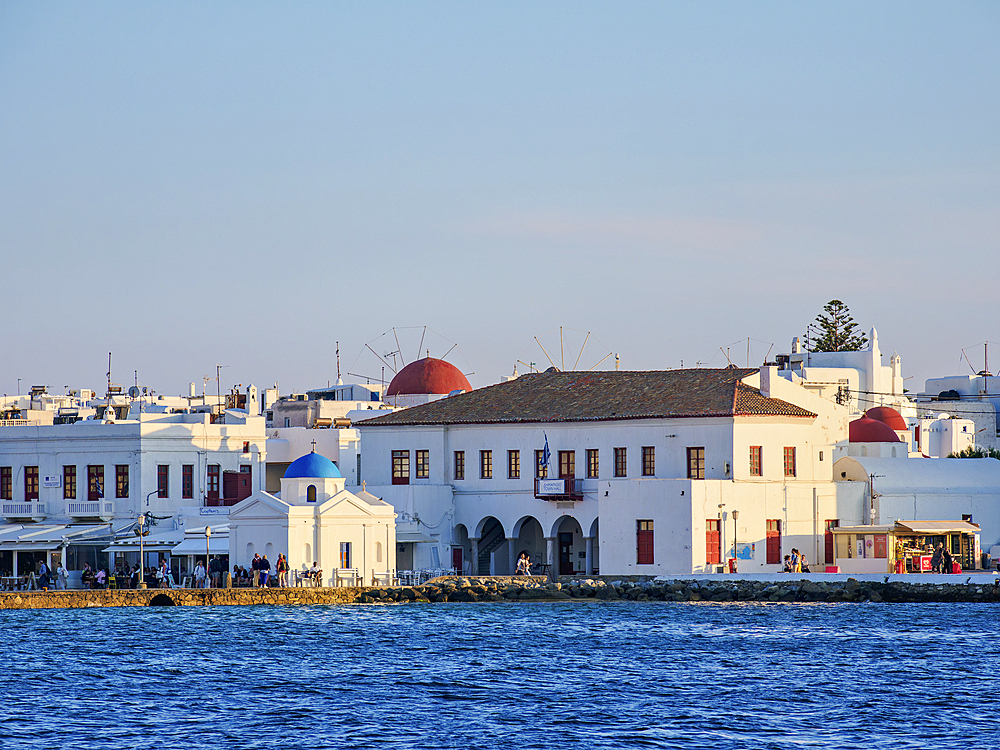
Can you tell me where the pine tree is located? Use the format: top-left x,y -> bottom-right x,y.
808,300 -> 868,352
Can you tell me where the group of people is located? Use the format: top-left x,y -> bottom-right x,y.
237,553 -> 291,587
782,548 -> 811,573
931,543 -> 956,574
192,556 -> 228,588
515,551 -> 533,575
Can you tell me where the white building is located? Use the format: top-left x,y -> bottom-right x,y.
229,450 -> 396,586
359,367 -> 852,577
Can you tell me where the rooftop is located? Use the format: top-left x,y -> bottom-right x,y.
361,368 -> 816,427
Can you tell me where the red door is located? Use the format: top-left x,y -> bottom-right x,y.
825,520 -> 839,564
452,547 -> 463,573
559,532 -> 574,575
706,520 -> 720,565
766,520 -> 781,564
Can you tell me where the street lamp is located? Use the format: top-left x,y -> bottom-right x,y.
205,526 -> 212,590
137,514 -> 147,589
731,510 -> 739,574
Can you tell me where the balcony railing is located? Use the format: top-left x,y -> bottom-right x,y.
534,478 -> 584,501
2,501 -> 46,520
67,501 -> 114,519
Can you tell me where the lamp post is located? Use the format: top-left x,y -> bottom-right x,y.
205,526 -> 212,589
731,510 -> 739,574
137,514 -> 146,589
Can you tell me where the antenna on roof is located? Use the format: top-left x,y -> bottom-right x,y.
336,341 -> 341,382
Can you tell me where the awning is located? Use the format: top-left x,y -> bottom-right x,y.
397,532 -> 436,543
103,529 -> 184,554
171,536 -> 230,555
0,523 -> 121,550
897,521 -> 980,534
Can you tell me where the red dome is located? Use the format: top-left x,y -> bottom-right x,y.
386,358 -> 472,396
849,416 -> 902,443
865,406 -> 907,432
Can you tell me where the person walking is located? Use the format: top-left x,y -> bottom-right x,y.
56,562 -> 68,590
251,553 -> 261,588
276,554 -> 289,587
931,543 -> 944,574
194,560 -> 207,588
259,555 -> 271,587
790,548 -> 801,573
942,546 -> 954,575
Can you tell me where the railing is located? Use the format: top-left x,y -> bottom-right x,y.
0,420 -> 41,427
534,478 -> 584,501
2,502 -> 45,519
67,501 -> 114,517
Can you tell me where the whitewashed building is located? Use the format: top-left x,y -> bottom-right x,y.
229,450 -> 396,586
359,367 -> 853,576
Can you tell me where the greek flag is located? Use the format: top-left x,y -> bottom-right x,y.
540,433 -> 551,473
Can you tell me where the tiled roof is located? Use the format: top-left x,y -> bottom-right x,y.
361,368 -> 816,427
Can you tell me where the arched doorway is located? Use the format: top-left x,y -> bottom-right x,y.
551,516 -> 584,576
589,518 -> 600,576
474,517 -> 505,576
452,524 -> 470,574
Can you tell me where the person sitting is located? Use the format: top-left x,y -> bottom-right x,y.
95,568 -> 106,589
81,563 -> 95,589
782,555 -> 793,573
309,562 -> 322,586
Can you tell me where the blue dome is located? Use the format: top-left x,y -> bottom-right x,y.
284,452 -> 342,479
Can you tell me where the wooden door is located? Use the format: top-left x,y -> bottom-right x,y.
825,520 -> 839,564
452,547 -> 463,573
559,532 -> 574,575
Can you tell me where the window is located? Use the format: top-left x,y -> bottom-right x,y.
706,519 -> 721,565
87,465 -> 104,500
243,441 -> 250,453
642,447 -> 655,477
558,450 -> 575,479
24,466 -> 39,501
182,464 -> 194,499
614,447 -> 627,478
392,451 -> 410,485
415,450 -> 429,479
636,520 -> 654,564
340,542 -> 352,569
0,467 -> 10,500
454,451 -> 465,480
783,447 -> 797,477
535,450 -> 548,479
307,485 -> 317,503
284,417 -> 290,427
207,464 -> 220,501
480,450 -> 493,479
749,446 -> 762,476
115,465 -> 129,498
687,447 -> 705,480
508,450 -> 520,479
63,465 -> 76,500
157,465 -> 169,498
766,519 -> 781,564
586,449 -> 599,479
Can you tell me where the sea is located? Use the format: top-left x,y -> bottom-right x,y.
2,601 -> 997,750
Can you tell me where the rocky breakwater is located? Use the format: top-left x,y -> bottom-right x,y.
359,576 -> 1000,604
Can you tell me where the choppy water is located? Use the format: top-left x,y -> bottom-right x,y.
2,601 -> 998,749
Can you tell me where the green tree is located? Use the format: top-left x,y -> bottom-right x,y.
948,445 -> 1000,460
808,300 -> 868,352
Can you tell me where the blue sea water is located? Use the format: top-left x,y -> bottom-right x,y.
2,601 -> 998,750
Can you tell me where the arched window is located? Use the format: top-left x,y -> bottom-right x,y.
307,485 -> 317,503
375,541 -> 383,563
304,543 -> 312,564
245,542 -> 255,562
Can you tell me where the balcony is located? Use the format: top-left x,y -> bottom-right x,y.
534,478 -> 584,502
67,500 -> 114,521
2,501 -> 46,522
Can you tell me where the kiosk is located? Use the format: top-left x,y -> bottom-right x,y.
832,520 -> 981,575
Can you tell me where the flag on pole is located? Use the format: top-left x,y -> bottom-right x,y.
541,433 -> 551,474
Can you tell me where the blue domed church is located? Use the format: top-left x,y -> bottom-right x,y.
228,447 -> 396,586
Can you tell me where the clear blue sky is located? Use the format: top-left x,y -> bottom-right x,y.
2,2 -> 997,396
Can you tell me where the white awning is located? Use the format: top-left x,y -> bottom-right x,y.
0,523 -> 121,550
171,536 -> 230,555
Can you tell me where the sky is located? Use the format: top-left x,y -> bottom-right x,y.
1,2 -> 998,398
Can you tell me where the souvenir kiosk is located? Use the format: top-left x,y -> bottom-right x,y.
831,520 -> 981,575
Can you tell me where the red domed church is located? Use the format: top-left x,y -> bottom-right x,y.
385,357 -> 472,408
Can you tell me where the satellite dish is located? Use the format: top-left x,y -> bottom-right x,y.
127,386 -> 141,399
141,386 -> 149,396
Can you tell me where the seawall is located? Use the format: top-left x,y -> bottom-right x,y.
3,575 -> 1000,610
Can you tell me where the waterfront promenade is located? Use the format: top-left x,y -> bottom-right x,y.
2,572 -> 1000,609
